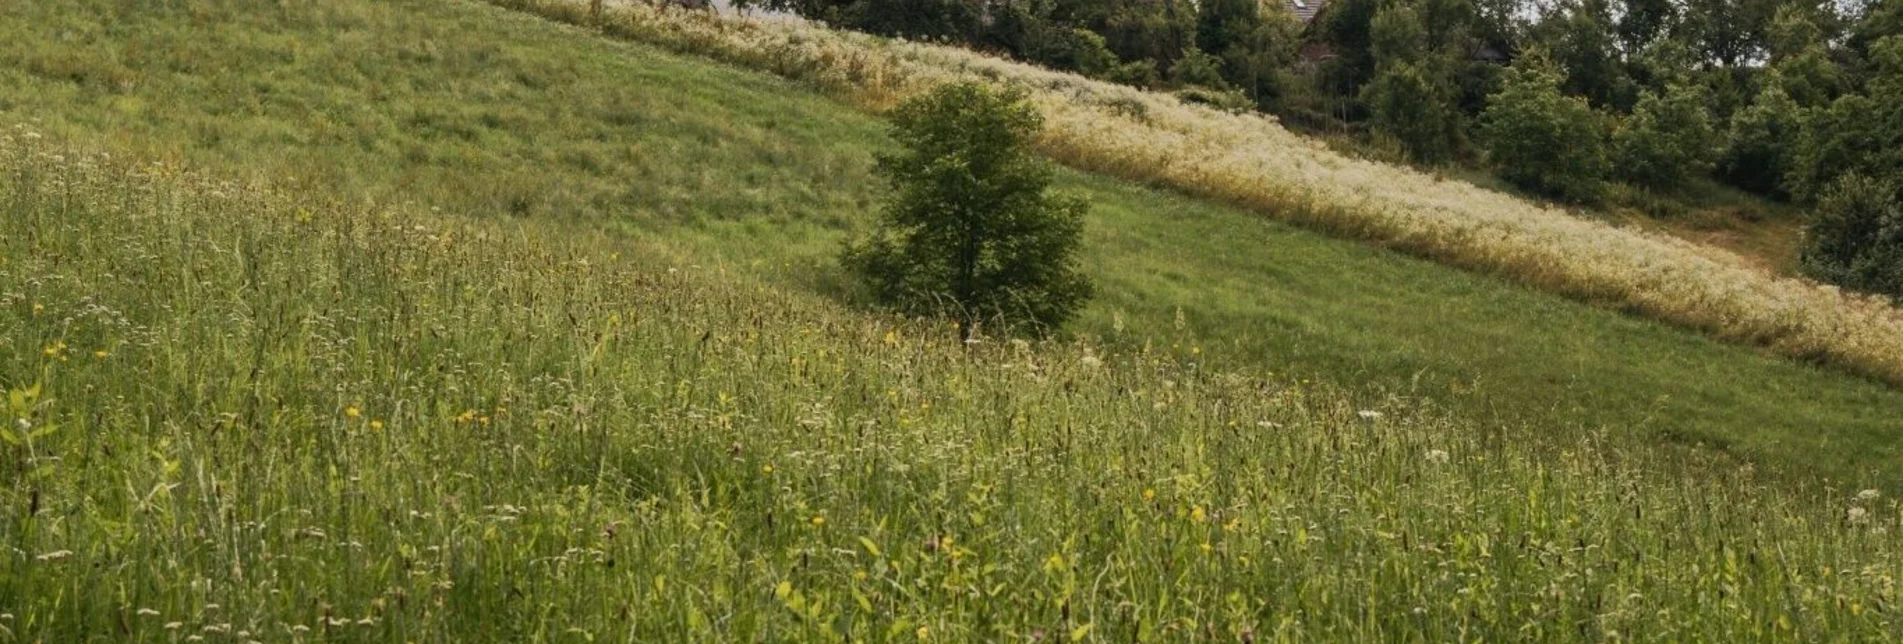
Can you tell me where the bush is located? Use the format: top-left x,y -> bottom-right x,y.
1363,60 -> 1461,164
1480,57 -> 1609,203
1718,83 -> 1805,197
1801,174 -> 1903,299
1613,83 -> 1718,192
843,82 -> 1093,339
1028,27 -> 1120,78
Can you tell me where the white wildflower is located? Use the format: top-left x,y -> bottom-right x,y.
1857,489 -> 1881,502
1849,507 -> 1870,523
136,608 -> 160,617
164,622 -> 183,630
1424,450 -> 1450,464
1356,410 -> 1384,420
35,550 -> 73,561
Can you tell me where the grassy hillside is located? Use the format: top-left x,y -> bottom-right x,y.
6,119 -> 1903,642
3,0 -> 1898,484
501,0 -> 1903,391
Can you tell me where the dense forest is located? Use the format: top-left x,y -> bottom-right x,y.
735,0 -> 1903,296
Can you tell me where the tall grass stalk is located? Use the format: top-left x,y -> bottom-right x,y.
4,122 -> 1903,639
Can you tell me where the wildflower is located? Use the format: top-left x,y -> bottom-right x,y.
1424,450 -> 1451,464
811,515 -> 826,527
916,625 -> 930,640
1142,488 -> 1155,502
1858,489 -> 1881,502
1190,505 -> 1207,523
1080,353 -> 1102,368
370,419 -> 384,431
345,406 -> 361,419
1356,410 -> 1384,420
165,622 -> 183,630
761,463 -> 774,474
35,550 -> 73,561
93,350 -> 109,360
1850,507 -> 1870,523
136,608 -> 160,617
1199,542 -> 1213,554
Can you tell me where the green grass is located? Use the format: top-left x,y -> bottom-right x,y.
6,0 -> 1896,485
6,1 -> 1903,640
6,116 -> 1903,642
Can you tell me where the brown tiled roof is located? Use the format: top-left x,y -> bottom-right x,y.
1282,0 -> 1324,23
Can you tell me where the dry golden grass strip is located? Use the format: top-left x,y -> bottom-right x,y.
495,0 -> 1903,388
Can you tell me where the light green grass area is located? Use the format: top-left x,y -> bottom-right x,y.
3,0 -> 1897,486
7,1 -> 1903,640
5,115 -> 1903,642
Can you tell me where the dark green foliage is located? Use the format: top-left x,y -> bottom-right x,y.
1538,0 -> 1636,110
1789,37 -> 1903,202
845,83 -> 1092,337
1801,174 -> 1903,298
1719,83 -> 1805,197
1319,0 -> 1382,93
1481,55 -> 1609,202
1196,0 -> 1262,62
1614,83 -> 1719,190
1170,46 -> 1230,88
1364,61 -> 1462,163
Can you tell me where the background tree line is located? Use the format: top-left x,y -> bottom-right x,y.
735,0 -> 1902,298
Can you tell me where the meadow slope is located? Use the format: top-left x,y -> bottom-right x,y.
5,118 -> 1903,642
2,0 -> 1897,483
484,0 -> 1903,393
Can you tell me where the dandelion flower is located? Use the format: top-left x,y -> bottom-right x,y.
345,406 -> 361,419
93,350 -> 109,360
811,515 -> 826,527
761,464 -> 775,474
1190,505 -> 1207,523
916,625 -> 929,640
1142,488 -> 1155,502
369,419 -> 384,431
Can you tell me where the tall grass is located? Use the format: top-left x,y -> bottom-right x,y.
491,0 -> 1903,390
6,126 -> 1903,639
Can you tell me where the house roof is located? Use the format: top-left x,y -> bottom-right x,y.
1282,0 -> 1325,24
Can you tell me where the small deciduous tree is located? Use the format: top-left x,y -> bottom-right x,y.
1801,174 -> 1903,299
844,83 -> 1093,340
1480,54 -> 1610,202
1719,82 -> 1804,197
1613,83 -> 1719,191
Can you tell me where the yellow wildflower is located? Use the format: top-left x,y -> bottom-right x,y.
345,406 -> 361,419
370,419 -> 385,431
1190,505 -> 1207,523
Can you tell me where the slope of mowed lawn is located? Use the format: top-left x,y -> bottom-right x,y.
3,0 -> 1898,483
